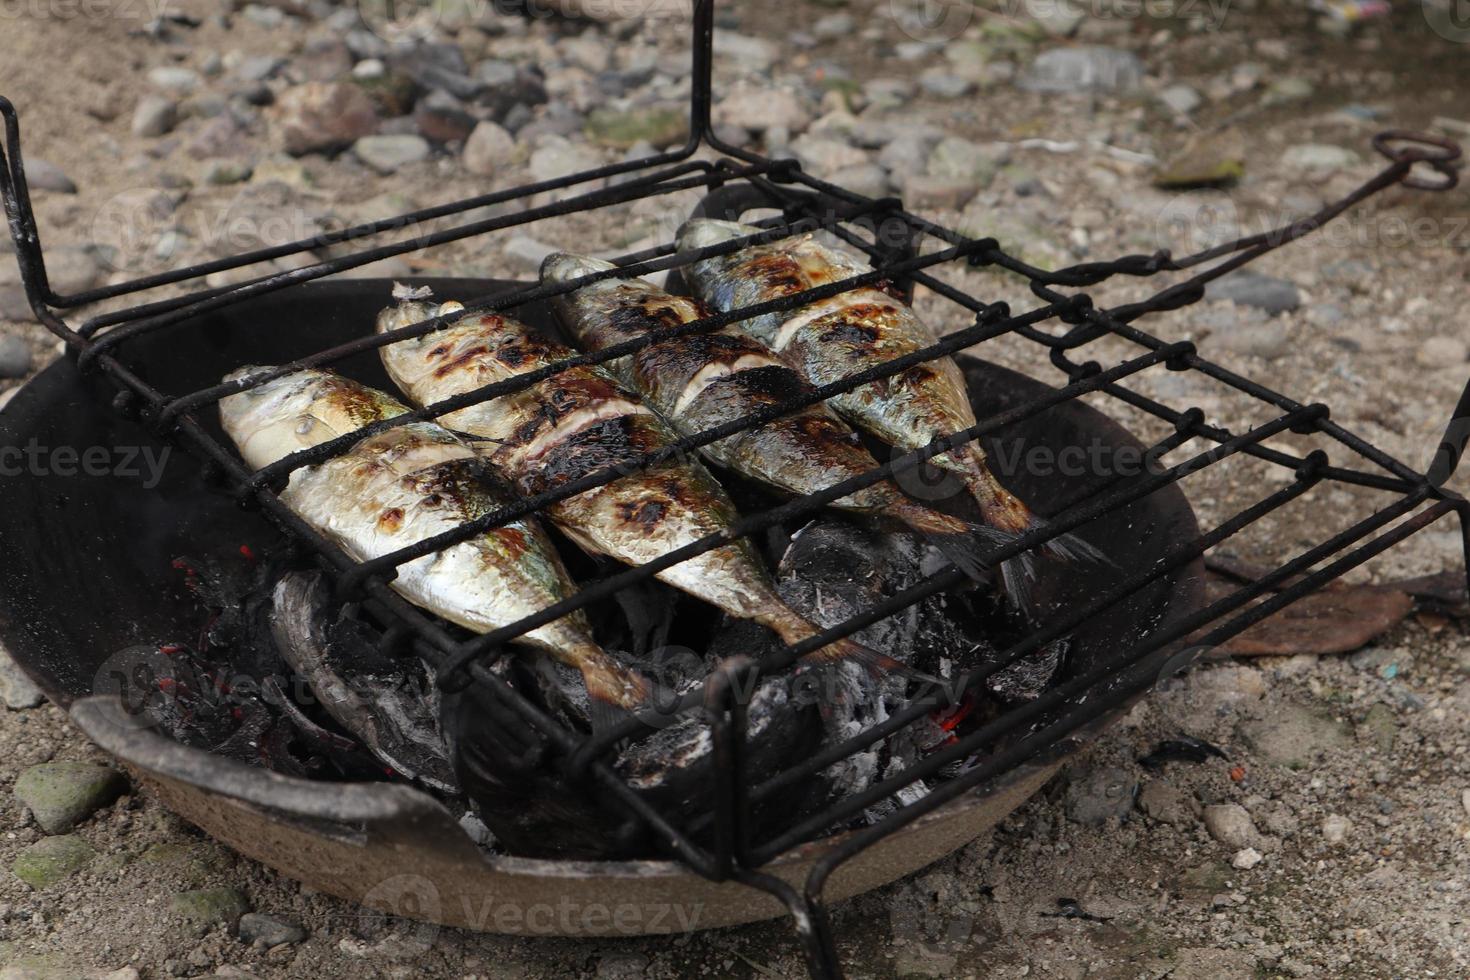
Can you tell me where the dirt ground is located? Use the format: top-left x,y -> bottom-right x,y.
0,0 -> 1468,977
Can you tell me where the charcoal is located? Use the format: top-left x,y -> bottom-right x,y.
270,572 -> 459,795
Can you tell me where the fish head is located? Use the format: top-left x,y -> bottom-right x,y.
541,252 -> 618,285
219,367 -> 406,470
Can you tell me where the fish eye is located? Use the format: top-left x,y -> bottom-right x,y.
295,416 -> 315,435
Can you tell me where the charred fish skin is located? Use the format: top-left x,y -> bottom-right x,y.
375,292 -> 895,672
219,367 -> 648,717
541,253 -> 1005,582
677,221 -> 1102,607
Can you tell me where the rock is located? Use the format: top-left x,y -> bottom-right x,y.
353,134 -> 430,174
0,336 -> 33,379
1321,814 -> 1353,844
1206,271 -> 1301,316
1238,705 -> 1349,769
528,137 -> 603,183
1019,47 -> 1144,94
789,134 -> 868,173
502,236 -> 557,275
12,835 -> 95,890
1025,0 -> 1085,36
1203,803 -> 1260,849
148,66 -> 201,94
1158,84 -> 1202,115
712,31 -> 777,73
878,134 -> 935,175
927,136 -> 1008,185
238,912 -> 307,947
414,89 -> 476,144
271,82 -> 379,156
863,77 -> 914,111
1232,846 -> 1263,870
23,158 -> 76,194
897,175 -> 977,211
204,161 -> 252,185
353,58 -> 386,81
942,39 -> 992,80
1282,143 -> 1360,174
15,762 -> 128,833
1064,767 -> 1137,826
462,121 -> 517,177
1266,77 -> 1315,104
828,163 -> 891,199
1210,316 -> 1291,361
298,37 -> 353,82
716,84 -> 810,135
917,71 -> 975,99
1417,335 -> 1468,368
1153,128 -> 1246,189
132,95 -> 178,138
390,42 -> 478,100
233,55 -> 284,84
585,106 -> 685,150
1137,780 -> 1198,826
0,642 -> 43,707
473,61 -> 548,124
171,887 -> 251,931
186,114 -> 251,160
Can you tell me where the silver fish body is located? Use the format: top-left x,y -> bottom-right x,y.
375,294 -> 891,670
219,367 -> 647,714
541,253 -> 997,576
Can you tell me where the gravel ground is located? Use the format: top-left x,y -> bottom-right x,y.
0,1 -> 1468,977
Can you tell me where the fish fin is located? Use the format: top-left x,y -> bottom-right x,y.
1030,517 -> 1112,567
391,281 -> 434,302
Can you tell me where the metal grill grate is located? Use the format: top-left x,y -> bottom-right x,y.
2,3 -> 1467,975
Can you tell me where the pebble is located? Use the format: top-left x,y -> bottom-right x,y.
585,106 -> 685,150
917,71 -> 975,99
0,641 -> 41,708
789,134 -> 868,173
1416,335 -> 1468,368
1137,779 -> 1198,826
414,89 -> 477,144
878,134 -> 935,175
502,236 -> 558,275
1231,847 -> 1263,870
12,835 -> 95,890
898,175 -> 978,211
1238,706 -> 1349,769
1206,270 -> 1301,315
863,77 -> 915,110
1064,767 -> 1138,826
352,58 -> 386,81
15,762 -> 128,834
1203,803 -> 1260,849
171,887 -> 251,932
271,82 -> 380,156
712,32 -> 778,73
238,912 -> 308,947
462,121 -> 517,177
1019,46 -> 1145,94
0,335 -> 33,379
528,137 -> 603,183
1211,316 -> 1291,361
1158,84 -> 1202,115
234,55 -> 284,84
147,66 -> 201,94
715,85 -> 811,135
1281,143 -> 1361,175
23,158 -> 76,194
131,95 -> 178,138
1321,814 -> 1353,844
927,136 -> 1008,185
828,163 -> 890,200
353,134 -> 430,174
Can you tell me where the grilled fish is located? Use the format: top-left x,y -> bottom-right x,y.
676,219 -> 1099,610
218,366 -> 650,725
542,252 -> 1004,583
375,288 -> 895,674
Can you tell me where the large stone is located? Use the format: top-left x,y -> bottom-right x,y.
715,84 -> 810,135
1202,803 -> 1261,849
15,762 -> 128,833
712,31 -> 777,73
1019,46 -> 1144,94
1237,705 -> 1350,770
0,642 -> 43,707
584,106 -> 686,150
413,89 -> 477,144
1064,767 -> 1137,826
1137,780 -> 1198,826
353,134 -> 430,174
926,136 -> 1008,185
461,121 -> 517,177
238,912 -> 308,947
0,335 -> 33,379
171,887 -> 251,930
23,158 -> 76,194
12,835 -> 95,890
527,137 -> 603,183
1206,270 -> 1301,316
271,82 -> 379,156
789,134 -> 868,173
131,95 -> 178,138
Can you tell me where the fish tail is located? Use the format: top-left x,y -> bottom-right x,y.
574,647 -> 656,735
765,614 -> 912,680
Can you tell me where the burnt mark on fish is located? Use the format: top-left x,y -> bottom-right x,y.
377,507 -> 405,533
520,415 -> 667,494
619,498 -> 667,529
816,308 -> 888,347
738,252 -> 806,296
432,344 -> 492,379
636,332 -> 773,391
